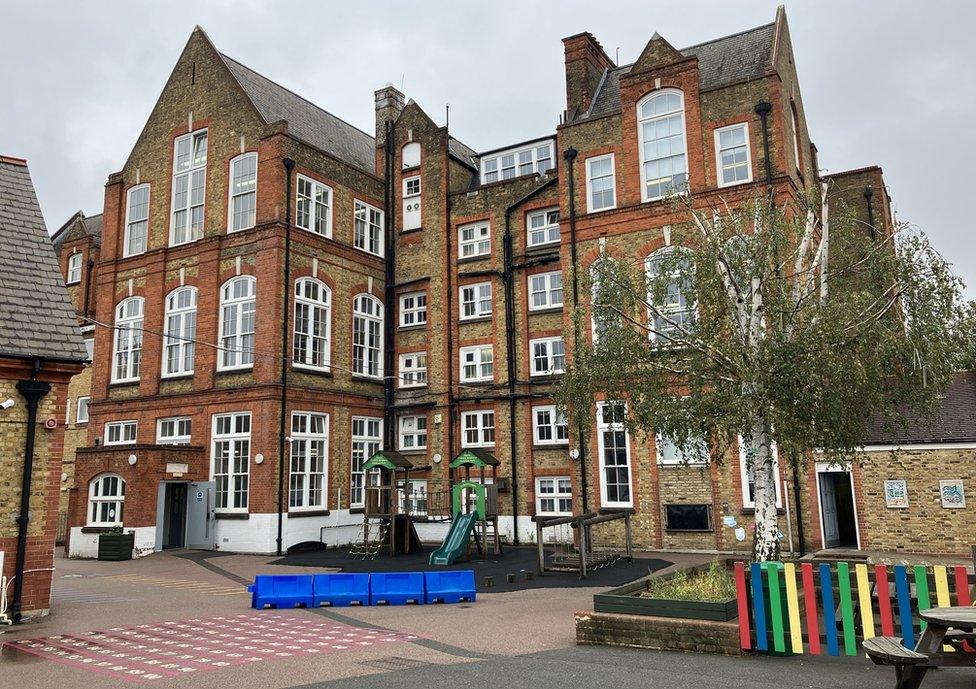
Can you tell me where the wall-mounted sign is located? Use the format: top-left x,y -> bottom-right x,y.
195,491 -> 205,504
883,479 -> 909,508
939,479 -> 966,509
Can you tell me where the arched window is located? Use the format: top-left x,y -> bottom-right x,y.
228,153 -> 257,232
589,258 -> 619,345
645,248 -> 695,343
352,294 -> 383,378
218,276 -> 256,370
124,184 -> 150,257
638,90 -> 688,201
88,474 -> 125,526
163,286 -> 197,376
294,278 -> 331,370
112,297 -> 144,382
402,142 -> 421,169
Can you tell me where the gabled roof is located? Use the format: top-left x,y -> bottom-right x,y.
0,156 -> 87,362
584,22 -> 776,120
866,371 -> 976,445
218,51 -> 376,173
51,211 -> 102,252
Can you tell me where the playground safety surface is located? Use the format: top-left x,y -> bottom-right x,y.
270,545 -> 672,592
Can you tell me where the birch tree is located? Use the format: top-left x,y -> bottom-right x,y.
556,188 -> 967,561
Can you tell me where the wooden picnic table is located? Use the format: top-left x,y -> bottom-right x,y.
866,606 -> 976,689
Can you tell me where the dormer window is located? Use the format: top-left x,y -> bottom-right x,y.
480,140 -> 555,184
638,90 -> 688,202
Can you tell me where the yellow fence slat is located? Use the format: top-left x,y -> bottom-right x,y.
783,562 -> 804,654
855,563 -> 875,641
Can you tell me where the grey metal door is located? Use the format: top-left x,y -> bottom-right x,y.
819,473 -> 840,548
186,481 -> 215,550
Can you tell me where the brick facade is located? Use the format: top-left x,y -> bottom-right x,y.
61,9 -> 966,559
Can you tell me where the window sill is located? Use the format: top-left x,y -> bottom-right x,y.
457,255 -> 490,265
739,507 -> 785,516
657,462 -> 710,468
351,374 -> 383,383
109,380 -> 140,388
292,366 -> 333,378
460,379 -> 494,386
161,373 -> 194,381
398,385 -> 429,392
400,227 -> 423,236
598,507 -> 636,515
215,512 -> 249,520
532,443 -> 570,451
349,507 -> 365,515
459,316 -> 492,324
528,307 -> 564,316
288,509 -> 331,519
216,367 -> 253,375
531,514 -> 573,522
529,374 -> 565,383
665,527 -> 713,533
398,324 -> 427,332
397,449 -> 428,456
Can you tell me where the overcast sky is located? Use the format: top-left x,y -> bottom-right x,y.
2,1 -> 973,293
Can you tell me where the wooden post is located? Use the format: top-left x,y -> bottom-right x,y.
536,520 -> 545,575
624,513 -> 633,562
579,516 -> 588,579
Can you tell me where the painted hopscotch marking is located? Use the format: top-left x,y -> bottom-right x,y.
3,614 -> 420,683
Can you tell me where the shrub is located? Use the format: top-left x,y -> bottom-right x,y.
641,561 -> 736,602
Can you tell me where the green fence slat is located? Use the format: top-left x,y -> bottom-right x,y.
836,562 -> 857,655
765,562 -> 786,653
913,565 -> 931,631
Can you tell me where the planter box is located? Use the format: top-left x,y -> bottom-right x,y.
593,568 -> 738,621
98,532 -> 134,561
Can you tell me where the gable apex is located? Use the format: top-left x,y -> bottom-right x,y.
631,32 -> 690,74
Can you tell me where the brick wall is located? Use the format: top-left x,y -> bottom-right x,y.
575,610 -> 742,655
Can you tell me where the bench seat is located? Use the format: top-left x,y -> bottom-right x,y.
863,636 -> 929,665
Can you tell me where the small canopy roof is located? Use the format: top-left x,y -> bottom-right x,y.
362,450 -> 427,472
449,448 -> 500,469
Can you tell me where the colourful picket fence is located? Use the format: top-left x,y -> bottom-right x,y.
734,561 -> 975,655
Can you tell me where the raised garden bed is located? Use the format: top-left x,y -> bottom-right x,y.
593,561 -> 737,621
98,530 -> 134,561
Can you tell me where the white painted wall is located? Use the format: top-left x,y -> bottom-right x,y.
68,526 -> 156,559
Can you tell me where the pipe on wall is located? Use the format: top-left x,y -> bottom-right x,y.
276,157 -> 296,557
11,359 -> 51,622
562,147 -> 589,513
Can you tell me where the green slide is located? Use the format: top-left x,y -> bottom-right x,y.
429,511 -> 478,565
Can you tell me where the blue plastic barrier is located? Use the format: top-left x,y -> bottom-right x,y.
248,574 -> 314,609
312,573 -> 370,607
424,570 -> 476,604
369,571 -> 425,605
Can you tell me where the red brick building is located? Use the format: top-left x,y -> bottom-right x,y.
62,8 -> 969,559
0,155 -> 87,620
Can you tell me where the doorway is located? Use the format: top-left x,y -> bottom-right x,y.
818,469 -> 859,549
162,483 -> 187,549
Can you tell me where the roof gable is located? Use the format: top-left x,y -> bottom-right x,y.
584,21 -> 776,120
630,33 -> 688,74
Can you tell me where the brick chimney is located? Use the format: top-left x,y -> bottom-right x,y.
562,32 -> 616,121
374,84 -> 405,147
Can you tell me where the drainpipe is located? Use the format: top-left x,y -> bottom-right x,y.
754,101 -> 774,192
383,120 -> 396,449
276,157 -> 295,557
83,256 -> 95,321
864,186 -> 876,240
11,359 -> 51,622
791,450 -> 806,556
445,139 -> 456,474
503,177 -> 558,545
562,147 -> 589,513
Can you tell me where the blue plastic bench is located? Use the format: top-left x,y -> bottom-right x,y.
424,570 -> 476,604
248,574 -> 314,609
312,573 -> 370,607
369,571 -> 425,605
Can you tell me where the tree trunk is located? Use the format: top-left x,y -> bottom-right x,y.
746,418 -> 780,562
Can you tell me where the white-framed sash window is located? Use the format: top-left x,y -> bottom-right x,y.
460,344 -> 493,382
163,286 -> 197,377
533,405 -> 569,445
297,175 -> 332,237
527,208 -> 560,247
354,200 -> 384,256
536,477 -> 572,515
105,420 -> 138,445
218,276 -> 256,370
212,412 -> 251,512
586,154 -> 616,212
170,128 -> 207,246
398,352 -> 427,388
529,271 -> 563,311
350,416 -> 382,508
112,297 -> 144,383
289,412 -> 329,510
460,282 -> 492,319
461,410 -> 495,448
293,278 -> 331,370
529,337 -> 566,376
124,184 -> 150,256
597,401 -> 632,507
459,222 -> 491,259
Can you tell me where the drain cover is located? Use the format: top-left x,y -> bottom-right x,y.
360,656 -> 430,671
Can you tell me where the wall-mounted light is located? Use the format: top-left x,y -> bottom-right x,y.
127,454 -> 137,466
432,453 -> 442,464
0,398 -> 15,410
255,453 -> 265,465
569,448 -> 580,461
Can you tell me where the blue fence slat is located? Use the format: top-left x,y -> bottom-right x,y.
894,565 -> 915,648
751,562 -> 768,651
819,563 -> 839,656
